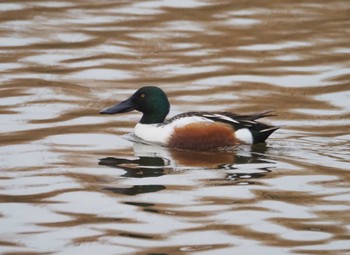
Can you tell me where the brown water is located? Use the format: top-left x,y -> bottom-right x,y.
1,0 -> 350,254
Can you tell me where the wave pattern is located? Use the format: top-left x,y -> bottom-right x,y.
0,0 -> 349,254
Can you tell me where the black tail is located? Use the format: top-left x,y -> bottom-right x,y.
181,110 -> 279,144
251,125 -> 279,144
223,110 -> 279,143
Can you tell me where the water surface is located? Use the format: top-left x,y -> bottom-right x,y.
0,0 -> 349,254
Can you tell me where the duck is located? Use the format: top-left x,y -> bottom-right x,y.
100,86 -> 279,151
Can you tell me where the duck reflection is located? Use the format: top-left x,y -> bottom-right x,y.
99,155 -> 166,178
99,141 -> 272,174
98,142 -> 274,196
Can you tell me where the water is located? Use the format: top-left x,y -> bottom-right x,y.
0,0 -> 349,254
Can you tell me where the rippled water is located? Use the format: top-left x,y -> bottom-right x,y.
1,0 -> 350,254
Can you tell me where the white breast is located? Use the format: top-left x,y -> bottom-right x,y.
134,123 -> 170,145
134,116 -> 212,145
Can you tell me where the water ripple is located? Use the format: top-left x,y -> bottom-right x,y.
0,0 -> 349,254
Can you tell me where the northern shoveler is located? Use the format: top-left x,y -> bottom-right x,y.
100,86 -> 279,150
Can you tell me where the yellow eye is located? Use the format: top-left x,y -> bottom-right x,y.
140,93 -> 145,98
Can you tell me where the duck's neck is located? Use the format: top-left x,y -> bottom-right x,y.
140,112 -> 167,124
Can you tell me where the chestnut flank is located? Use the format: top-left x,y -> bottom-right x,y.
168,122 -> 236,150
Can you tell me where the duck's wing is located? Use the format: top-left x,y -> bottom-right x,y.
201,110 -> 275,121
165,110 -> 279,144
165,110 -> 275,125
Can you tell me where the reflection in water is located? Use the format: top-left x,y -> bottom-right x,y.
102,141 -> 271,167
0,0 -> 350,254
99,156 -> 166,178
103,185 -> 166,196
99,142 -> 274,186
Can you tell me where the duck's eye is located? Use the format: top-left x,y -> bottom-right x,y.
140,93 -> 146,98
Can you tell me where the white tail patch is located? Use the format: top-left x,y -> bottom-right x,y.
235,128 -> 253,144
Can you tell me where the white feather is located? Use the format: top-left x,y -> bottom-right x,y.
260,127 -> 278,132
234,128 -> 253,144
203,114 -> 239,123
134,116 -> 213,145
241,120 -> 256,124
202,114 -> 215,118
215,114 -> 239,123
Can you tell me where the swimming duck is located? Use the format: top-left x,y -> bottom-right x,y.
100,86 -> 279,150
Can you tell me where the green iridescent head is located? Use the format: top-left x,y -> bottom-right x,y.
100,86 -> 170,124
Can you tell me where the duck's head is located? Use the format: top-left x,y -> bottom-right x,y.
100,86 -> 170,124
